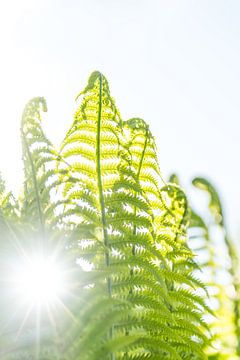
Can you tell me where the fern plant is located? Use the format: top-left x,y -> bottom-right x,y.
0,71 -> 211,359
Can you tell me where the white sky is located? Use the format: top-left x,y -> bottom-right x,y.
0,0 -> 240,238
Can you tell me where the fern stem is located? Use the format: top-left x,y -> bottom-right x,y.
96,73 -> 114,359
132,127 -> 149,244
96,74 -> 110,269
125,130 -> 149,346
137,128 -> 149,180
22,132 -> 45,237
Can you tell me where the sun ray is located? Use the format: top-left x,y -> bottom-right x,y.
16,303 -> 34,340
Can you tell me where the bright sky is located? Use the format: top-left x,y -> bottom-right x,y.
0,0 -> 240,238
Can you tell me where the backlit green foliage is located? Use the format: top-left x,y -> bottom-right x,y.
1,71 -> 238,359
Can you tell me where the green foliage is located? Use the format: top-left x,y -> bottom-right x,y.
3,71 -> 237,359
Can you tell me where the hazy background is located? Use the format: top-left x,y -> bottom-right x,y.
0,0 -> 239,238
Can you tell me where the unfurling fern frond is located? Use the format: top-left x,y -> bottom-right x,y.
59,72 -> 210,359
20,97 -> 65,234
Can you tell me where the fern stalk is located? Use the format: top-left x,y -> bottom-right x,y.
96,73 -> 114,359
21,133 -> 45,236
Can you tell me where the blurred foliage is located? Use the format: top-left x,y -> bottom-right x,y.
169,174 -> 240,359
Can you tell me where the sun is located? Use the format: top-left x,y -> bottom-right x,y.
13,256 -> 66,307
